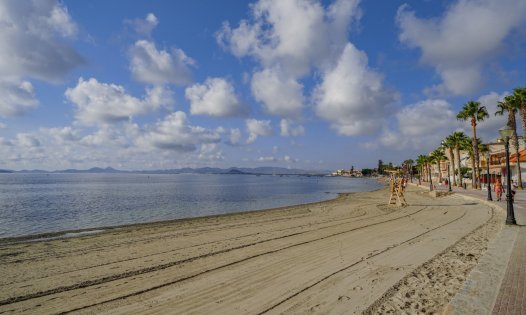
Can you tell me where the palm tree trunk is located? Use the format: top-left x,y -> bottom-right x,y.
513,134 -> 523,190
471,155 -> 476,189
471,118 -> 479,189
449,148 -> 456,186
428,163 -> 433,188
455,147 -> 462,187
477,152 -> 482,189
437,161 -> 442,183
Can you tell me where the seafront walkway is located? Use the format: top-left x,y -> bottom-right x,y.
414,181 -> 526,314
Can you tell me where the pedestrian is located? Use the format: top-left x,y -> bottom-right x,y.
494,181 -> 503,201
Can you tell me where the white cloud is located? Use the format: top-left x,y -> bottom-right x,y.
15,133 -> 41,148
227,128 -> 242,145
283,155 -> 299,163
0,1 -> 82,116
280,119 -> 304,137
257,156 -> 278,163
217,0 -> 360,76
186,78 -> 247,117
375,99 -> 460,151
0,0 -> 83,82
137,111 -> 221,152
397,0 -> 526,95
46,126 -> 81,143
396,99 -> 458,137
314,43 -> 398,136
251,68 -> 304,118
65,77 -> 174,125
473,91 -> 511,141
128,13 -> 159,36
246,119 -> 273,144
217,0 -> 363,120
0,123 -> 6,129
198,143 -> 224,161
129,40 -> 194,85
0,80 -> 38,117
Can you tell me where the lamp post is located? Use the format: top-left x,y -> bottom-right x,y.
485,152 -> 492,201
447,163 -> 452,192
499,125 -> 516,225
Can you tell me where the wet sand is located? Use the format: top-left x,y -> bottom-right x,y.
0,185 -> 503,314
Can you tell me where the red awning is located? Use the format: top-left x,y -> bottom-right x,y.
510,149 -> 526,163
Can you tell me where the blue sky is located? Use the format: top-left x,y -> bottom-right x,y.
1,0 -> 525,171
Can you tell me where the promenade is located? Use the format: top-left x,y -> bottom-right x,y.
423,181 -> 526,315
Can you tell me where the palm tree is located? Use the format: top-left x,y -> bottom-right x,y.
416,155 -> 427,185
457,101 -> 489,189
462,137 -> 483,188
442,136 -> 457,186
449,131 -> 469,187
417,154 -> 432,190
430,148 -> 447,183
495,95 -> 523,189
513,87 -> 526,141
403,159 -> 414,182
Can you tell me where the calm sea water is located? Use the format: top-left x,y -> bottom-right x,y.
0,173 -> 383,238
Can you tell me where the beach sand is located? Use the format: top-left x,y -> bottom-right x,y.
0,185 -> 503,314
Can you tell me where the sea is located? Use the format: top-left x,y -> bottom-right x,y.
0,173 -> 383,239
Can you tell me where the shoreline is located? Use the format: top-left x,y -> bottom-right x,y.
0,186 -> 386,245
1,185 -> 496,314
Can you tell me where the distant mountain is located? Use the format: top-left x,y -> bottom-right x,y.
54,167 -> 126,174
7,166 -> 329,176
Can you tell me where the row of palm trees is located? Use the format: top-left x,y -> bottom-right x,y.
406,87 -> 526,190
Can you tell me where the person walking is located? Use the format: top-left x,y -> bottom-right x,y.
494,181 -> 503,201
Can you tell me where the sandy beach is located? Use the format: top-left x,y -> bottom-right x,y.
0,185 -> 503,314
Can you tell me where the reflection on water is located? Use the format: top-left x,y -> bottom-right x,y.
0,173 -> 382,238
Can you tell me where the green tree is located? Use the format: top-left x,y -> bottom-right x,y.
442,136 -> 456,186
457,101 -> 489,189
430,148 -> 447,183
497,95 -> 523,190
403,159 -> 414,182
513,87 -> 526,142
448,131 -> 469,187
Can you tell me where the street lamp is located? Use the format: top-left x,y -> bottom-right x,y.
499,125 -> 516,225
485,152 -> 492,201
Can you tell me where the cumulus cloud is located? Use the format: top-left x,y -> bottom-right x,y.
473,91 -> 512,141
198,143 -> 224,161
217,0 -> 362,120
186,78 -> 247,117
128,13 -> 159,37
251,68 -> 304,117
129,40 -> 194,85
65,77 -> 174,125
0,80 -> 38,117
246,119 -> 273,144
376,99 -> 460,150
0,1 -> 83,116
226,128 -> 242,145
314,43 -> 398,136
397,0 -> 526,95
0,0 -> 83,82
15,133 -> 41,148
217,0 -> 360,76
280,119 -> 304,137
137,111 -> 221,152
45,126 -> 81,143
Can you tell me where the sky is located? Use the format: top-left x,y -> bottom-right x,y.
0,0 -> 525,171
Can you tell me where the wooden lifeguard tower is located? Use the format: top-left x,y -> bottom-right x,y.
387,170 -> 407,207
